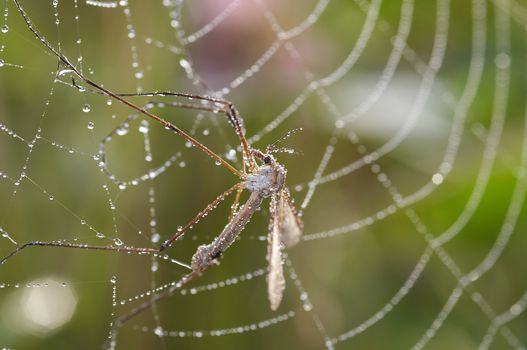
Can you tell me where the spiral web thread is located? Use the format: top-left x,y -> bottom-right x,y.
1,0 -> 527,349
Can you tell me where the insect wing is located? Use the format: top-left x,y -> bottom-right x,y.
278,190 -> 304,248
267,194 -> 285,311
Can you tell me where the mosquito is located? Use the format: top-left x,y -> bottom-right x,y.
4,0 -> 304,327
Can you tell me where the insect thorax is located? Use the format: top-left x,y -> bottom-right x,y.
244,164 -> 286,197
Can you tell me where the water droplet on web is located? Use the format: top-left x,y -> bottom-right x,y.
138,121 -> 149,133
185,141 -> 192,148
116,126 -> 128,136
151,233 -> 160,243
179,161 -> 186,168
135,71 -> 144,79
177,226 -> 183,232
171,19 -> 180,28
82,104 -> 91,113
154,326 -> 164,337
110,276 -> 117,284
113,238 -> 124,246
48,196 -> 54,201
335,119 -> 345,129
226,149 -> 237,161
1,25 -> 9,33
61,282 -> 67,287
58,68 -> 73,76
179,58 -> 191,71
215,159 -> 222,166
118,183 -> 127,190
0,59 -> 5,68
87,121 -> 95,130
202,129 -> 209,136
96,232 -> 105,238
127,29 -> 136,39
106,99 -> 113,105
495,52 -> 511,69
431,173 -> 444,185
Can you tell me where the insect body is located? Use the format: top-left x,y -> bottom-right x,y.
191,153 -> 303,310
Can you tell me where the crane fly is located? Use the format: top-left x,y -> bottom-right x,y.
4,0 -> 305,323
191,150 -> 303,310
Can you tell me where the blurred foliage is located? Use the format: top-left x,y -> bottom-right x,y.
1,0 -> 527,349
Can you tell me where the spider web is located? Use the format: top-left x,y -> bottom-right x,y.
1,0 -> 527,349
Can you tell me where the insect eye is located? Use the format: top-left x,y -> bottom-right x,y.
263,156 -> 272,164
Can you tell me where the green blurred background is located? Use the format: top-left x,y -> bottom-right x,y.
1,0 -> 527,349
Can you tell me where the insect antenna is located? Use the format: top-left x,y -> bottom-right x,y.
268,147 -> 304,157
265,128 -> 303,153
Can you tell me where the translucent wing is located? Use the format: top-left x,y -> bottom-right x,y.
267,194 -> 285,311
278,190 -> 304,248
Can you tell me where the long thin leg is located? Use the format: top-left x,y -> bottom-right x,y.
0,241 -> 159,265
98,101 -> 232,186
115,92 -> 256,171
113,271 -> 199,329
1,182 -> 244,264
228,185 -> 244,221
13,0 -> 244,179
159,182 -> 243,251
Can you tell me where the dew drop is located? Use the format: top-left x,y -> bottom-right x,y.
113,238 -> 124,246
335,119 -> 345,129
116,127 -> 129,136
154,326 -> 164,337
82,104 -> 91,113
179,58 -> 191,71
96,232 -> 105,238
1,25 -> 9,33
0,59 -> 5,68
226,149 -> 237,161
110,276 -> 117,284
138,121 -> 149,134
106,99 -> 113,106
215,159 -> 222,166
432,173 -> 444,185
170,19 -> 180,28
87,121 -> 95,130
